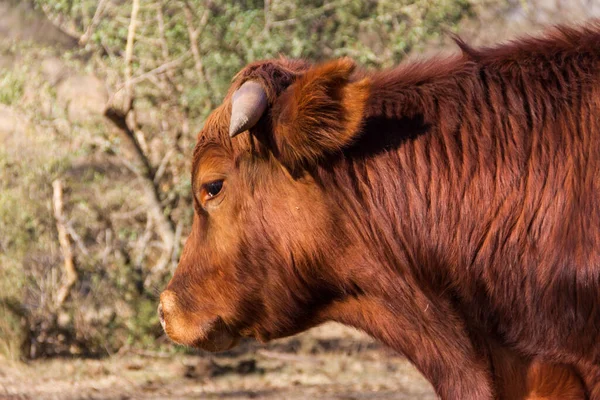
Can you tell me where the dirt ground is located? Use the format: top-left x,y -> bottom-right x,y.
0,323 -> 435,400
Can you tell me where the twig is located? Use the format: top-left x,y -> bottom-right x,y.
118,154 -> 142,176
131,114 -> 150,157
135,215 -> 153,267
156,4 -> 170,60
100,228 -> 112,265
66,221 -> 90,257
153,147 -> 175,184
270,1 -> 339,28
171,219 -> 184,268
116,54 -> 189,92
182,2 -> 214,108
121,0 -> 151,157
111,205 -> 146,220
79,0 -> 108,45
125,0 -> 141,108
144,253 -> 171,289
153,3 -> 183,98
105,108 -> 153,176
52,180 -> 78,308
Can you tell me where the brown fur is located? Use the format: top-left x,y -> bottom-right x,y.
271,58 -> 370,168
160,22 -> 600,399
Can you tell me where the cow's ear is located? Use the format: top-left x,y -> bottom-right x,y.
271,58 -> 370,168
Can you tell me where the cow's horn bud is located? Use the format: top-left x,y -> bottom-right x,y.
229,81 -> 268,138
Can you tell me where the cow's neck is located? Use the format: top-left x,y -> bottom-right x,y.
318,290 -> 494,399
320,61 -> 534,315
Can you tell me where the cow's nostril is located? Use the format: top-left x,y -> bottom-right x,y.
158,303 -> 165,328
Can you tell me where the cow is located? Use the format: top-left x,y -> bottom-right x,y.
159,23 -> 600,399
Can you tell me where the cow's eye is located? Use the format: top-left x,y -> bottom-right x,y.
201,180 -> 224,203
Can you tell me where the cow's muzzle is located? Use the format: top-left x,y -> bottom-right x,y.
159,290 -> 239,352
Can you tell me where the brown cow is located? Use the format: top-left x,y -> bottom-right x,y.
159,23 -> 600,399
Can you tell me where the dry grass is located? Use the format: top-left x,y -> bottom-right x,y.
0,323 -> 435,400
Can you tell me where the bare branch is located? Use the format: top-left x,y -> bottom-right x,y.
116,54 -> 189,91
144,252 -> 171,289
135,215 -> 154,267
101,0 -> 179,267
52,180 -> 78,308
153,148 -> 175,184
104,107 -> 175,252
182,2 -> 214,108
79,0 -> 109,46
66,221 -> 90,257
156,4 -> 170,60
171,219 -> 184,268
105,108 -> 153,176
110,205 -> 147,220
100,228 -> 113,266
125,0 -> 141,107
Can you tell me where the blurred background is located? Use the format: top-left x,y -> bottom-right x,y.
0,0 -> 597,398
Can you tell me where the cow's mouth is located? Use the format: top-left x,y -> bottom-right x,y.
161,316 -> 240,352
166,315 -> 240,352
190,316 -> 240,352
159,291 -> 240,352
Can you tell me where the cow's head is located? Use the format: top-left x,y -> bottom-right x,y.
159,58 -> 371,351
